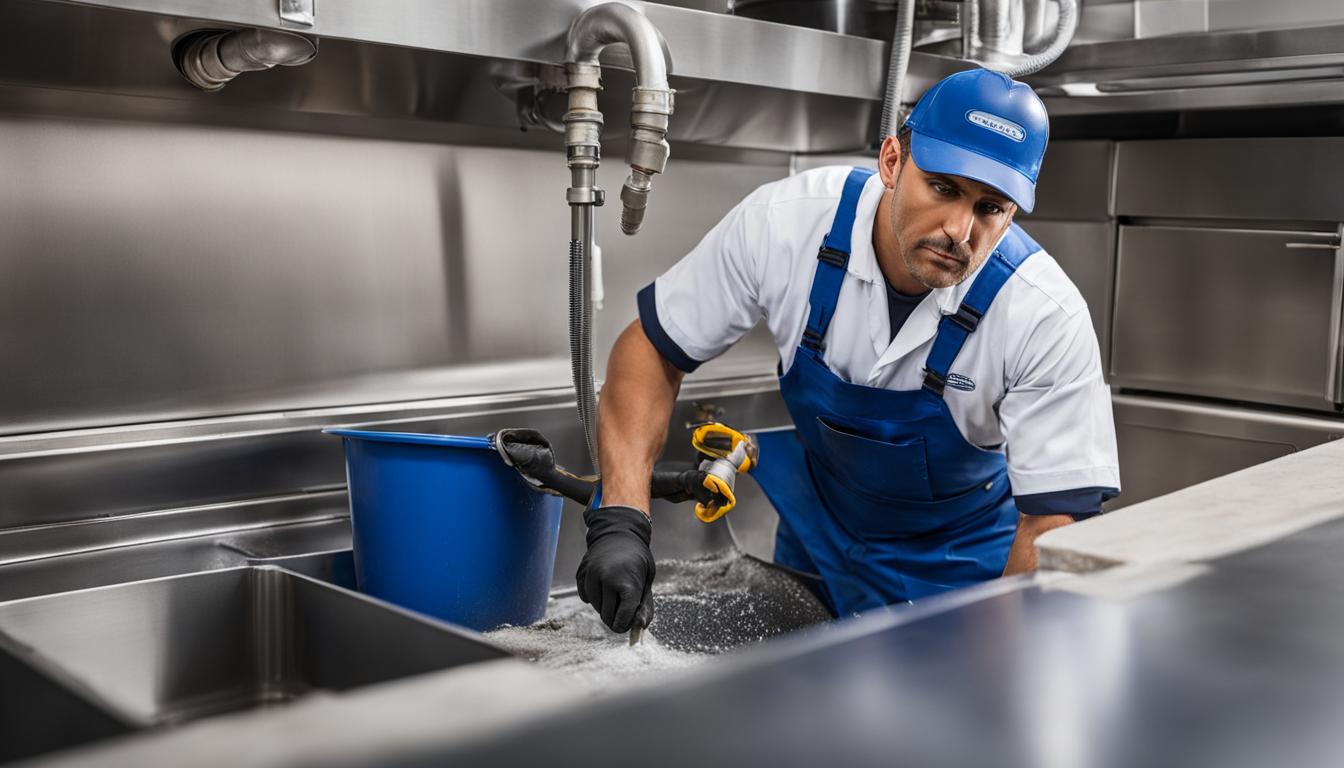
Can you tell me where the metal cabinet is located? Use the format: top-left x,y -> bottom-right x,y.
1111,224 -> 1344,412
1111,394 -> 1344,509
1019,140 -> 1117,371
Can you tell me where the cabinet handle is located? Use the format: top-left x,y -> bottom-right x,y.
1322,227 -> 1344,404
1285,242 -> 1341,250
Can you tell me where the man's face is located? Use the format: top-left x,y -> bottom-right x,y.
886,145 -> 1017,290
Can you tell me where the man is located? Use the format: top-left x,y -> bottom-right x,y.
575,69 -> 1120,635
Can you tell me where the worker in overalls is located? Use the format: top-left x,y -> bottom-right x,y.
576,69 -> 1120,634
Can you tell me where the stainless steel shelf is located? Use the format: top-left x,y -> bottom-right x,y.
1033,23 -> 1344,115
50,0 -> 888,100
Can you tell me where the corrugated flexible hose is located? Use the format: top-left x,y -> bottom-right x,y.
569,237 -> 600,473
878,0 -> 917,141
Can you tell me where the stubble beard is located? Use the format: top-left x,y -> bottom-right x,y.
889,163 -> 979,291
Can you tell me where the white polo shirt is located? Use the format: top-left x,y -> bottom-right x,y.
638,166 -> 1121,514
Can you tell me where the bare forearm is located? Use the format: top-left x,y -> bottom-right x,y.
1002,513 -> 1072,575
597,321 -> 685,515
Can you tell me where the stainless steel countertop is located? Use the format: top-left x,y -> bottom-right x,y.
26,511 -> 1344,766
389,519 -> 1344,768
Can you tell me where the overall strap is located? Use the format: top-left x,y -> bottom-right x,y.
922,244 -> 1034,396
801,167 -> 875,352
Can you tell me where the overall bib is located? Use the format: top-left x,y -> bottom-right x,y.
750,167 -> 1036,615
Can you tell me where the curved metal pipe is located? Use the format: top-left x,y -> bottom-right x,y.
174,28 -> 317,92
565,2 -> 670,90
565,2 -> 674,238
561,2 -> 676,471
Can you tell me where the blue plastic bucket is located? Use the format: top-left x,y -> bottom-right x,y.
324,428 -> 564,631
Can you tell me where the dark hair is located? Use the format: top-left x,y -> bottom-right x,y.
897,126 -> 912,162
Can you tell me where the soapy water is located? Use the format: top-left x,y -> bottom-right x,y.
486,550 -> 832,688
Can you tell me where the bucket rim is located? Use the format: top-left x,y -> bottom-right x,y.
323,428 -> 494,450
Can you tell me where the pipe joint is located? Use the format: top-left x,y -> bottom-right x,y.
173,28 -> 317,92
563,109 -> 605,153
620,170 -> 653,235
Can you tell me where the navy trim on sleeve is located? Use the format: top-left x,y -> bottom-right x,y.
637,282 -> 703,374
1014,486 -> 1119,521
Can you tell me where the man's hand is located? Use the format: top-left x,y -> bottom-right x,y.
575,505 -> 656,633
1002,513 -> 1072,576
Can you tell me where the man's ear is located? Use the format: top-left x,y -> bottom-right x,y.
877,135 -> 902,189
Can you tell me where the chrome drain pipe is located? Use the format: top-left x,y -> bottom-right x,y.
562,2 -> 675,471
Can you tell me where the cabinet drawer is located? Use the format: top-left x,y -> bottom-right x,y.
1111,394 -> 1344,509
1111,225 -> 1343,411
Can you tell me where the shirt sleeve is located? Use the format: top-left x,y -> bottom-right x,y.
638,187 -> 771,373
999,305 -> 1121,514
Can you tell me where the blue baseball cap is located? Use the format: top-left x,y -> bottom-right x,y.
902,68 -> 1049,213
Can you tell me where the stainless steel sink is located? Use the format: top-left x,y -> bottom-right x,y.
0,567 -> 509,731
0,641 -> 135,763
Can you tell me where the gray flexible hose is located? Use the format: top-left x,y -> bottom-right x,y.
568,236 -> 600,473
993,0 -> 1078,78
878,0 -> 918,140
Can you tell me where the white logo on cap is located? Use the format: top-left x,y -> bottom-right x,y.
966,110 -> 1026,142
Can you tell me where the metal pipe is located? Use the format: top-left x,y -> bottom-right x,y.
878,0 -> 917,140
173,28 -> 317,92
565,1 -> 675,238
565,2 -> 670,88
561,2 -> 676,471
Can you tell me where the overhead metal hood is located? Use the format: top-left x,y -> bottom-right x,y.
0,0 -> 943,154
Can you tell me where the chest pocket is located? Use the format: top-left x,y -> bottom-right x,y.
814,417 -> 934,502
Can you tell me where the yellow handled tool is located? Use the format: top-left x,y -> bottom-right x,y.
689,422 -> 758,523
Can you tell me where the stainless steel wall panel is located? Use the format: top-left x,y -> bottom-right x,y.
0,115 -> 785,434
1114,138 -> 1344,222
1110,224 -> 1342,411
0,379 -> 787,593
1210,0 -> 1344,31
1111,394 -> 1344,508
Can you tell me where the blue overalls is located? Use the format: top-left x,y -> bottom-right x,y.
750,167 -> 1037,615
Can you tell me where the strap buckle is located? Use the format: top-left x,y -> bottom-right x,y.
801,327 -> 825,352
922,368 -> 947,396
947,303 -> 984,333
817,246 -> 848,268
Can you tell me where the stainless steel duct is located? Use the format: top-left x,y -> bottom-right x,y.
173,28 -> 317,92
977,0 -> 1025,56
973,0 -> 1078,77
562,2 -> 676,471
1021,0 -> 1051,52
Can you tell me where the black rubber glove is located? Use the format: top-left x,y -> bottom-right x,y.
575,505 -> 655,634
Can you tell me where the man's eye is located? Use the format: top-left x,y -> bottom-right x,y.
932,182 -> 954,196
979,202 -> 1004,215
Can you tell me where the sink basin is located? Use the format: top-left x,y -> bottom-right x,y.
0,567 -> 509,729
0,641 -> 134,763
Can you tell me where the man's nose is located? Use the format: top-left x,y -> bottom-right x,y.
941,203 -> 975,245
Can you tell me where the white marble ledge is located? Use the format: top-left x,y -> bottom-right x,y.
1036,437 -> 1344,574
